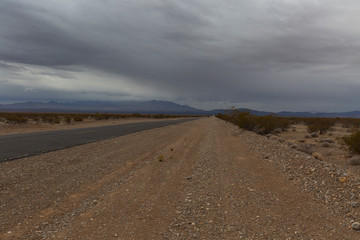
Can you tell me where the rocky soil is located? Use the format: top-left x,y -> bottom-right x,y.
0,117 -> 359,239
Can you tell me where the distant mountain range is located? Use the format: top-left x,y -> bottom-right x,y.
0,100 -> 222,115
233,108 -> 360,118
1,101 -> 360,118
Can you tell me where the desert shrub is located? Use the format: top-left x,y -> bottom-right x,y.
305,118 -> 336,134
216,109 -> 290,135
153,114 -> 166,119
102,114 -> 111,120
73,116 -> 84,122
297,144 -> 314,155
94,112 -> 103,120
255,115 -> 290,134
65,116 -> 72,124
41,114 -> 60,123
99,114 -> 109,120
31,115 -> 41,122
5,115 -> 27,124
41,114 -> 53,123
52,115 -> 60,124
215,113 -> 231,122
340,118 -> 360,129
343,130 -> 360,154
131,113 -> 142,118
0,111 -> 199,126
231,111 -> 256,131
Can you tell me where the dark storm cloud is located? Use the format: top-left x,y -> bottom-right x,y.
0,1 -> 101,66
1,0 -> 360,111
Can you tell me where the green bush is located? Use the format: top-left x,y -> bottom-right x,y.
343,130 -> 360,154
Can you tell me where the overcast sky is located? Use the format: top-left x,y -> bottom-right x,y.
1,0 -> 360,111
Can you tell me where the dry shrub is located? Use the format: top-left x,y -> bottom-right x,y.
65,116 -> 72,124
0,112 -> 200,125
5,115 -> 27,124
339,118 -> 360,129
216,109 -> 290,135
305,118 -> 336,134
41,114 -> 60,124
73,115 -> 84,122
343,130 -> 360,154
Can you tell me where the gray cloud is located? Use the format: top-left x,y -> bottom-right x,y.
1,0 -> 360,111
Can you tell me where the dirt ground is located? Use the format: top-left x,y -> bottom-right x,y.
0,118 -> 180,136
0,117 -> 359,239
277,123 -> 360,178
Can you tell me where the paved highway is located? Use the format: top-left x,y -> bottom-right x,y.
0,118 -> 198,162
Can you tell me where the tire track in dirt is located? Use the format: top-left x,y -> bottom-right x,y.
51,121 -> 207,239
0,120 -> 202,239
1,118 -> 359,239
164,118 -> 357,239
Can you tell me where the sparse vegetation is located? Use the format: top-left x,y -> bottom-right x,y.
73,115 -> 84,122
0,112 -> 201,125
65,116 -> 72,124
41,114 -> 61,124
3,114 -> 28,124
216,109 -> 290,135
304,118 -> 336,134
216,108 -> 360,138
343,130 -> 360,154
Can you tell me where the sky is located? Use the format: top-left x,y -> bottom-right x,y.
1,0 -> 360,112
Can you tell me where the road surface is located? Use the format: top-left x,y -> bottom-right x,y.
0,118 -> 197,162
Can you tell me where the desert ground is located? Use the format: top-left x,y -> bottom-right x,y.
0,117 -> 360,239
277,123 -> 360,178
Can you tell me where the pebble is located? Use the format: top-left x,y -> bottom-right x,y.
312,152 -> 323,160
351,202 -> 359,208
310,133 -> 319,138
338,177 -> 348,183
350,156 -> 360,165
351,222 -> 360,230
322,139 -> 335,144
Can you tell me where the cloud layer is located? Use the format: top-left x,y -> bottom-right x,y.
1,0 -> 360,111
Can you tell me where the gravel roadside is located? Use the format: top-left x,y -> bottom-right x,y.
0,117 -> 359,239
231,122 -> 360,231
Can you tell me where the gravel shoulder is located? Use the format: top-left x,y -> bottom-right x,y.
0,117 -> 359,239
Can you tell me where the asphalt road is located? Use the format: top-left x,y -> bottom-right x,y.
0,118 -> 198,163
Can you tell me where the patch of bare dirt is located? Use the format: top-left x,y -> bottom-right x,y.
0,118 -> 359,239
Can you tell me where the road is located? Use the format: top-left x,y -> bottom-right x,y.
0,117 -> 358,239
0,118 -> 197,162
